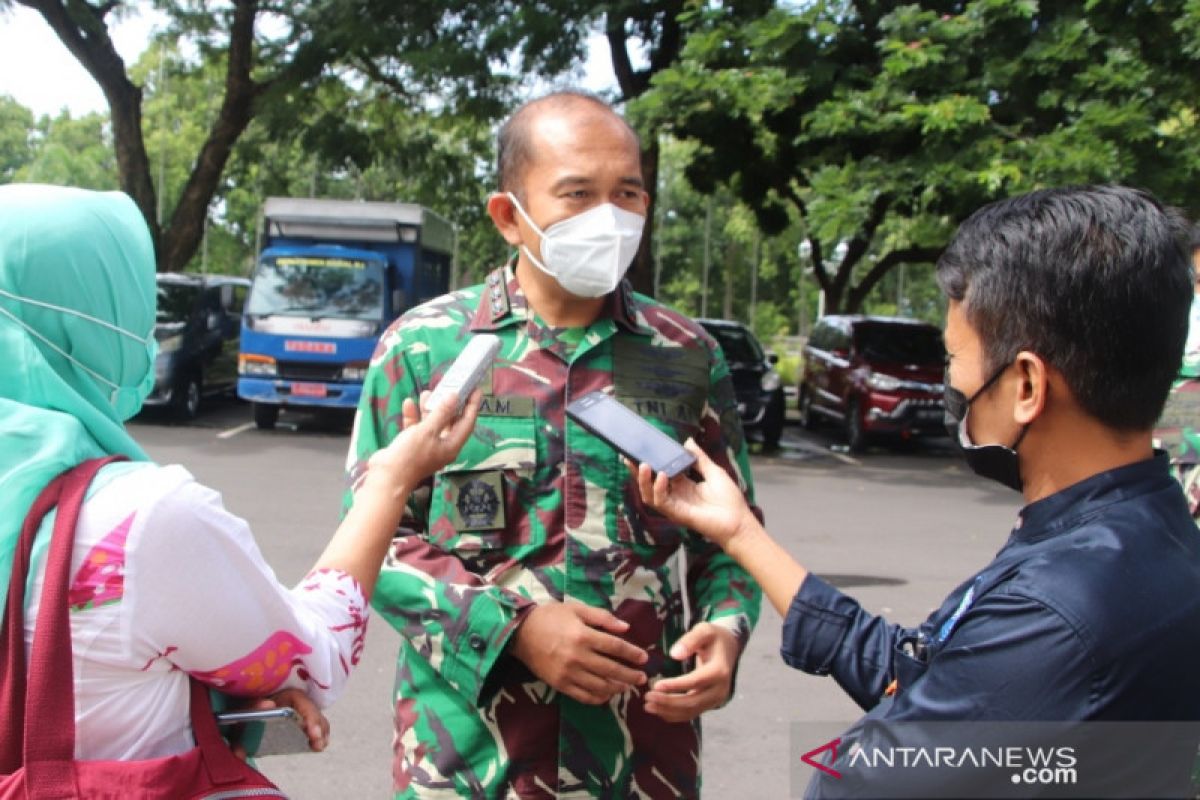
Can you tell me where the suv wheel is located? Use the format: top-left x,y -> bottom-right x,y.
845,399 -> 868,453
798,387 -> 818,431
761,403 -> 784,450
253,402 -> 280,430
171,373 -> 201,421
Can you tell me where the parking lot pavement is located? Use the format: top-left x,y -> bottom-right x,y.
134,396 -> 354,436
129,404 -> 1020,798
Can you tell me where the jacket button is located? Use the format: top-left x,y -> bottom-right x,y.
469,633 -> 487,652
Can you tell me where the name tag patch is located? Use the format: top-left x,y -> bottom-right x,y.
478,395 -> 535,418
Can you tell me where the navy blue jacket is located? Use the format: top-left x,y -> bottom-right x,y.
784,454 -> 1200,721
787,455 -> 1200,797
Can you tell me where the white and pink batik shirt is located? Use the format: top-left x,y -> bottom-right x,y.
22,461 -> 368,761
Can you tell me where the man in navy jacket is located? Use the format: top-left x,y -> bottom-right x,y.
635,186 -> 1200,797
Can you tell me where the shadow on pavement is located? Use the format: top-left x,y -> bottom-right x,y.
819,573 -> 909,589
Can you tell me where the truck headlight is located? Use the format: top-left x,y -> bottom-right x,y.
341,362 -> 369,382
866,372 -> 902,391
760,370 -> 782,392
239,355 -> 277,376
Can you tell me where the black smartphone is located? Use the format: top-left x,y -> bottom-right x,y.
216,707 -> 313,757
566,390 -> 696,478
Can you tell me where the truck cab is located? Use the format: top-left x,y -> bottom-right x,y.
238,198 -> 453,429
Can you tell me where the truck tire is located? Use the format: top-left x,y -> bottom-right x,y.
253,402 -> 279,430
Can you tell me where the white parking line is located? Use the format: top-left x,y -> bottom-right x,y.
216,422 -> 255,440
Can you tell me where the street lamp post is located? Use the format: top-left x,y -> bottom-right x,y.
797,240 -> 811,336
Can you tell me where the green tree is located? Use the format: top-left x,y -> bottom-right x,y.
639,0 -> 1200,313
16,110 -> 118,189
6,0 -> 390,271
0,95 -> 34,181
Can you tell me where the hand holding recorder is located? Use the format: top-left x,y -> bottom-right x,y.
425,334 -> 502,416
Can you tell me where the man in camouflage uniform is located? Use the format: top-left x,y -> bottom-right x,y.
344,91 -> 762,798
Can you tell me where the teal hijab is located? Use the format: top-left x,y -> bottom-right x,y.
0,184 -> 157,618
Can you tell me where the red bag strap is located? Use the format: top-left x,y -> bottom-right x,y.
0,464 -> 84,772
187,678 -> 266,785
0,456 -> 124,794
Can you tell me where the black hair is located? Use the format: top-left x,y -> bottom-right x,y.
937,185 -> 1192,431
496,90 -> 640,197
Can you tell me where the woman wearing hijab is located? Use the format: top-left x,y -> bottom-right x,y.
0,184 -> 479,760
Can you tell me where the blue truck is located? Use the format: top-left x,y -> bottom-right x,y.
238,197 -> 454,429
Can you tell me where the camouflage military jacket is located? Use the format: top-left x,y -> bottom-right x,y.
344,264 -> 762,799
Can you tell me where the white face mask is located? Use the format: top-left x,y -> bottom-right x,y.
507,192 -> 645,298
0,287 -> 157,420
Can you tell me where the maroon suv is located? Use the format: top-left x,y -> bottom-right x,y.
798,315 -> 946,452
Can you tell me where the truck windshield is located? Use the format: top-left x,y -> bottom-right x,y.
246,255 -> 384,321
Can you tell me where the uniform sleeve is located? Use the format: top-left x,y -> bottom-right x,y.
129,473 -> 368,707
685,342 -> 764,649
344,328 -> 534,707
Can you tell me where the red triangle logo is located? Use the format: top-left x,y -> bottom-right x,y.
801,737 -> 843,779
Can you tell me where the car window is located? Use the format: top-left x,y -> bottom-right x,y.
229,284 -> 248,316
156,283 -> 201,324
809,322 -> 832,351
831,325 -> 852,353
702,324 -> 764,364
854,323 -> 946,364
222,283 -> 247,315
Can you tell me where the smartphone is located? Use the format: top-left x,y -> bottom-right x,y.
216,707 -> 313,757
566,391 -> 696,478
426,333 -> 502,416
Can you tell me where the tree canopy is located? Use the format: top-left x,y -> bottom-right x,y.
637,0 -> 1200,313
4,0 -> 1200,335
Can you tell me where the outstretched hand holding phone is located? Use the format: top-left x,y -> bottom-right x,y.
224,687 -> 330,759
632,440 -> 809,619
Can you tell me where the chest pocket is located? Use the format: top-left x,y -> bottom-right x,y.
426,413 -> 537,557
613,339 -> 708,549
612,339 -> 708,440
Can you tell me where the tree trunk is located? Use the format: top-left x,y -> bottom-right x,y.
159,0 -> 260,272
843,246 -> 942,313
22,0 -> 281,274
629,135 -> 659,296
20,0 -> 161,250
605,3 -> 682,300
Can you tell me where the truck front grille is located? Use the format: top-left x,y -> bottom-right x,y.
276,361 -> 342,382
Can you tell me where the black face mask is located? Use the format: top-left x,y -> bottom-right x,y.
944,362 -> 1029,492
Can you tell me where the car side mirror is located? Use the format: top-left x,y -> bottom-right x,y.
767,352 -> 780,365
